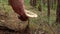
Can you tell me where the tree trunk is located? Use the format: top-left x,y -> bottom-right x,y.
51,0 -> 54,9
47,0 -> 50,22
42,0 -> 46,5
30,0 -> 37,7
38,0 -> 42,12
56,0 -> 60,23
38,4 -> 42,12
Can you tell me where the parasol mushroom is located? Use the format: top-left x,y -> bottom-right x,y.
18,9 -> 38,21
24,10 -> 38,18
5,0 -> 38,32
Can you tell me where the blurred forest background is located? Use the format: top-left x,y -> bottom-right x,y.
0,0 -> 60,34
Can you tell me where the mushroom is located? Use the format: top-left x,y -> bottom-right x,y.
24,10 -> 38,18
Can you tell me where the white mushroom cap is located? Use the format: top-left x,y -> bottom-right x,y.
25,10 -> 38,18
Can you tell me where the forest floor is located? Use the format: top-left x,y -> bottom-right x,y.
0,6 -> 59,34
0,1 -> 60,34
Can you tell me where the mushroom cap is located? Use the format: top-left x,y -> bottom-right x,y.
25,10 -> 38,18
